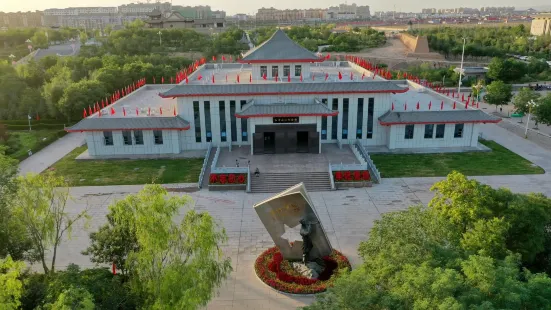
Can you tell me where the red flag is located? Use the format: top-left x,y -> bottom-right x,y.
83,108 -> 87,118
112,262 -> 116,275
161,77 -> 164,84
338,72 -> 342,80
461,93 -> 465,102
452,90 -> 455,98
98,110 -> 102,117
404,103 -> 408,111
249,74 -> 252,83
237,74 -> 240,83
287,74 -> 291,82
350,72 -> 353,80
88,106 -> 93,115
274,74 -> 278,82
212,56 -> 216,61
212,74 -> 215,83
160,107 -> 163,115
197,74 -> 203,81
101,100 -> 105,108
477,102 -> 480,109
391,102 -> 394,110
110,107 -> 115,115
325,73 -> 329,81
173,106 -> 177,116
262,73 -> 267,80
222,55 -> 226,61
122,88 -> 125,97
429,101 -> 432,110
185,75 -> 189,84
148,107 -> 151,116
465,101 -> 468,109
453,102 -> 456,110
300,73 -> 303,82
123,107 -> 126,116
416,102 -> 420,110
325,53 -> 331,60
312,73 -> 315,81
36,113 -> 40,121
362,72 -> 365,80
441,101 -> 444,110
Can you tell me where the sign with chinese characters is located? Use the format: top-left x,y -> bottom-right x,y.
254,183 -> 332,260
273,117 -> 299,123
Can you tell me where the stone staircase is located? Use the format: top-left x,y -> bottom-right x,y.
250,172 -> 332,193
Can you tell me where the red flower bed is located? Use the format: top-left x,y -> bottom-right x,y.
333,170 -> 370,182
209,173 -> 247,185
254,246 -> 351,294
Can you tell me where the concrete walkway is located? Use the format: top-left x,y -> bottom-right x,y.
18,132 -> 84,176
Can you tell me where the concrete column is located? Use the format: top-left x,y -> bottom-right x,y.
225,100 -> 231,147
362,97 -> 368,140
337,98 -> 343,141
327,95 -> 333,141
199,101 -> 206,144
349,98 -> 358,142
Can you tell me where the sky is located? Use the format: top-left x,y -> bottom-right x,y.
3,0 -> 551,15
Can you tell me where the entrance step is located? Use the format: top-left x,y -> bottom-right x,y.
250,172 -> 332,193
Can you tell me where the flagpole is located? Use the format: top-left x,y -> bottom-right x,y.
457,37 -> 466,95
28,113 -> 32,131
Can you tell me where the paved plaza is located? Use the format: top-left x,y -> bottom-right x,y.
24,123 -> 551,309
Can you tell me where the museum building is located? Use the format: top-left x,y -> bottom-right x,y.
67,29 -> 501,157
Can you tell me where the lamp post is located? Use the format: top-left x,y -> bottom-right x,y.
9,54 -> 16,65
157,30 -> 162,46
524,100 -> 538,139
457,37 -> 466,94
25,39 -> 32,53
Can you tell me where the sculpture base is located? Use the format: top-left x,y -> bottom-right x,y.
254,246 -> 351,294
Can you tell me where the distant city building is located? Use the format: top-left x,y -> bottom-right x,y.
531,13 -> 551,36
145,10 -> 226,33
327,3 -> 370,20
256,3 -> 370,22
172,5 -> 216,19
118,2 -> 171,17
232,14 -> 250,21
43,7 -> 120,30
0,11 -> 44,28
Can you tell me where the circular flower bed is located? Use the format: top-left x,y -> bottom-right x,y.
254,246 -> 351,294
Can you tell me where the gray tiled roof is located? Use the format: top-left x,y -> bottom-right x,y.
66,116 -> 190,132
161,81 -> 407,97
241,29 -> 320,61
378,110 -> 501,125
236,102 -> 338,118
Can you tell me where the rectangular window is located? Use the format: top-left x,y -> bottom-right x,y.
122,130 -> 132,145
204,101 -> 212,142
103,131 -> 113,146
230,101 -> 237,142
153,130 -> 163,145
240,100 -> 248,142
424,124 -> 434,139
219,101 -> 226,142
331,98 -> 338,140
404,124 -> 414,139
321,99 -> 328,140
366,98 -> 374,139
454,124 -> 464,138
193,101 -> 201,143
134,130 -> 143,145
260,66 -> 267,78
356,98 -> 364,139
435,124 -> 445,138
294,65 -> 302,77
271,66 -> 278,77
342,98 -> 349,139
283,65 -> 290,77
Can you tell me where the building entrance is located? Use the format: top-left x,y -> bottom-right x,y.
264,132 -> 275,154
253,124 -> 319,155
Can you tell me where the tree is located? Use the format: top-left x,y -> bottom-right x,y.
10,173 -> 89,275
535,94 -> 551,126
46,286 -> 95,310
484,80 -> 513,108
113,184 -> 232,309
57,80 -> 107,121
0,256 -> 25,310
513,87 -> 541,114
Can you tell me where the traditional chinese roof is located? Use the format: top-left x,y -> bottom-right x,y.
160,81 -> 408,98
235,101 -> 338,118
65,116 -> 190,132
378,110 -> 501,125
239,29 -> 322,63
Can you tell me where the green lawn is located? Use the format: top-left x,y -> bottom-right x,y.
370,140 -> 545,178
6,130 -> 67,161
49,146 -> 204,186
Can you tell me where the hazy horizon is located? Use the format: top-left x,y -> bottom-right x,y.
2,0 -> 551,15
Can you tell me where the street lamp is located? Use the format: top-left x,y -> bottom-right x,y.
157,30 -> 162,46
9,54 -> 16,65
524,100 -> 539,139
25,39 -> 32,53
457,37 -> 466,94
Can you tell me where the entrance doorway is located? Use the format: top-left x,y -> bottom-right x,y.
296,131 -> 309,153
263,132 -> 275,154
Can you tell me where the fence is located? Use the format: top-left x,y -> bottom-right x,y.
353,140 -> 381,183
328,163 -> 336,190
197,143 -> 212,189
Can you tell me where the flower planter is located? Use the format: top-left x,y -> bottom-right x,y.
208,184 -> 246,191
208,173 -> 247,191
335,181 -> 373,189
